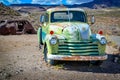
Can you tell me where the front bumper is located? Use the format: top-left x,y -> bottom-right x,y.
48,54 -> 108,61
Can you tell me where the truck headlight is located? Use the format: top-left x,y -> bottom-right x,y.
100,37 -> 107,45
50,37 -> 57,45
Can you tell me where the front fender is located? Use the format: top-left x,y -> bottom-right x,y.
45,34 -> 59,54
37,27 -> 41,44
91,34 -> 107,55
91,34 -> 106,42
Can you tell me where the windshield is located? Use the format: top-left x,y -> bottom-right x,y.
51,11 -> 87,23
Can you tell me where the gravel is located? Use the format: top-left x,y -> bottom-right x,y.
0,35 -> 120,80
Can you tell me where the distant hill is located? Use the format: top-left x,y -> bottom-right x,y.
80,0 -> 120,8
0,2 -> 20,15
10,0 -> 120,9
10,4 -> 59,7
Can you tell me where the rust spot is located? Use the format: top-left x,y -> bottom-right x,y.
62,56 -> 107,61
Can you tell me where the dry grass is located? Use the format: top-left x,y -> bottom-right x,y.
86,8 -> 120,36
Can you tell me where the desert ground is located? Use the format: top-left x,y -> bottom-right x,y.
0,35 -> 120,80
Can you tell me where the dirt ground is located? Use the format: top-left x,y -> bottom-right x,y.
0,35 -> 120,80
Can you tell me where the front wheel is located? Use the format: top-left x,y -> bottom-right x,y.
43,45 -> 56,65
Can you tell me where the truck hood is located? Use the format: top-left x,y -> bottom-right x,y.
49,22 -> 91,40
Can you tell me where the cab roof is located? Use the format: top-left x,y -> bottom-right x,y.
47,7 -> 85,13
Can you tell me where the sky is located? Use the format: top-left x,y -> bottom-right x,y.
0,0 -> 93,5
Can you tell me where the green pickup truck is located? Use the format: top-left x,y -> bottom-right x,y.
37,8 -> 107,65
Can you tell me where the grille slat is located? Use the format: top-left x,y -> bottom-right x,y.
58,40 -> 99,55
59,46 -> 98,50
58,49 -> 98,52
59,43 -> 97,46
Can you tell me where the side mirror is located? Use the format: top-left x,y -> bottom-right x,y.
91,15 -> 95,24
40,15 -> 45,23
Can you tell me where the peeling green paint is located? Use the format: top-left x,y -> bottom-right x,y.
37,8 -> 107,61
98,43 -> 106,55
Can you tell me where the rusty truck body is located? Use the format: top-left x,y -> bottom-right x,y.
0,20 -> 36,35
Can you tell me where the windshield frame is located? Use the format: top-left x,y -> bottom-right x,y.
50,10 -> 87,23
